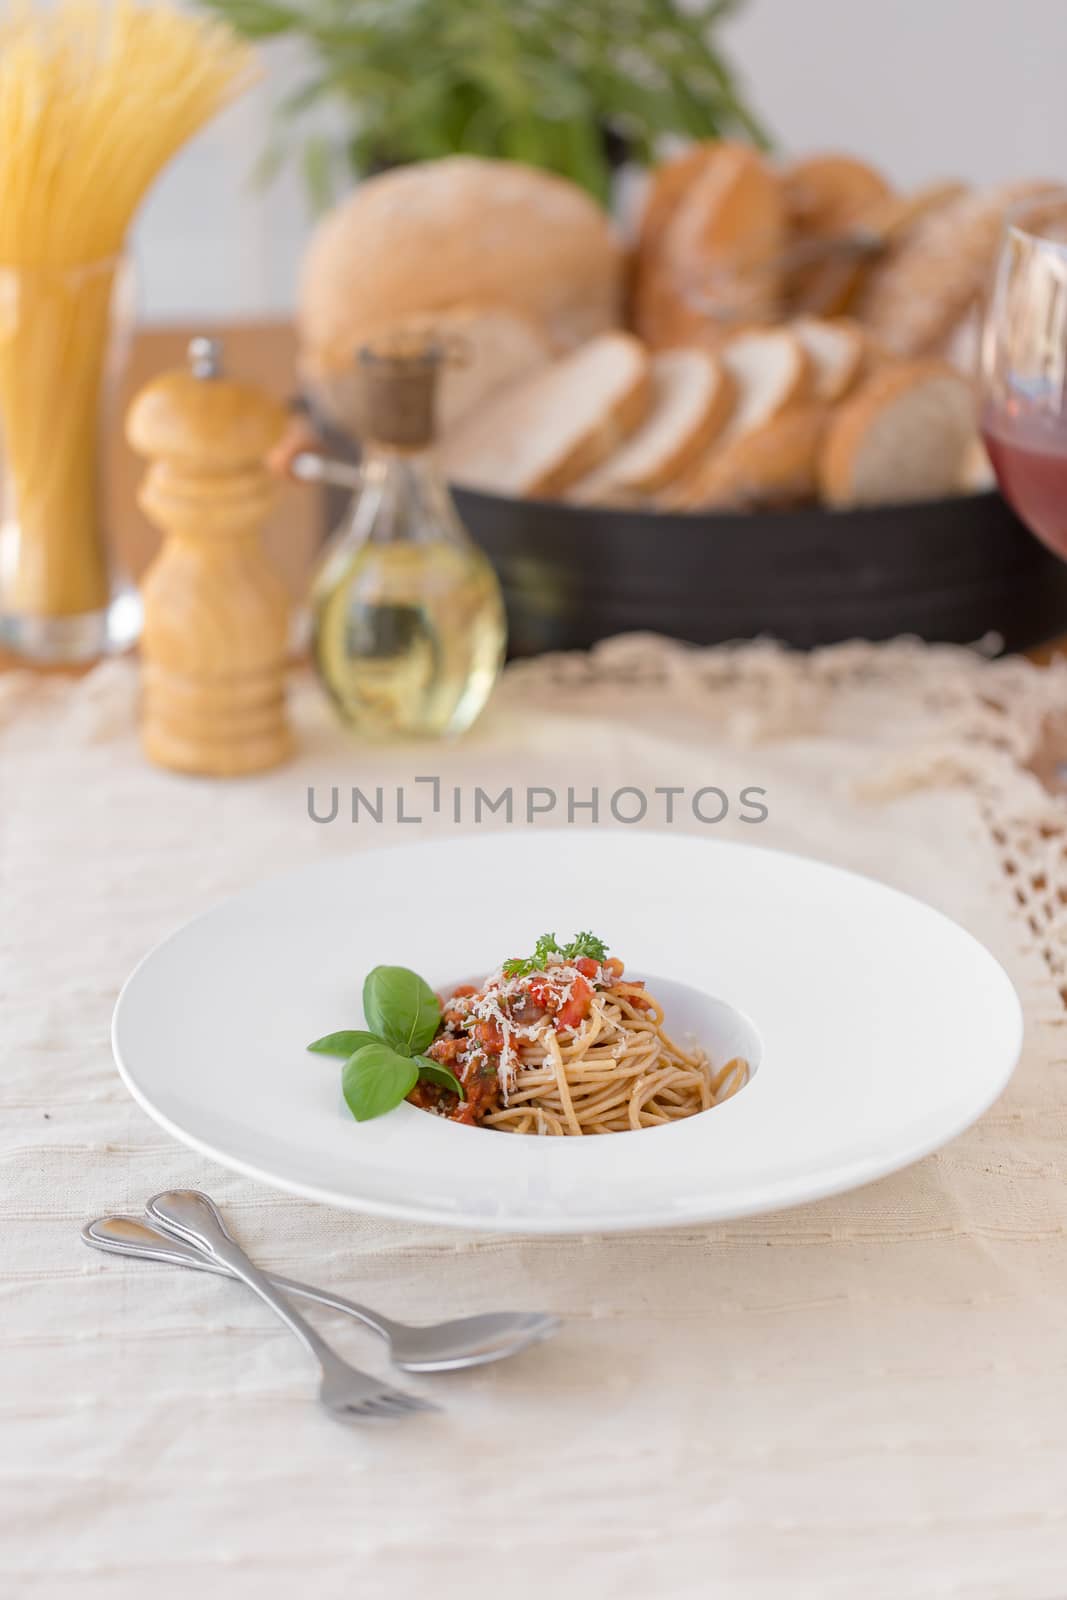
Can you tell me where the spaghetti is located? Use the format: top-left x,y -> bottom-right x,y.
410,933 -> 748,1135
0,2 -> 255,618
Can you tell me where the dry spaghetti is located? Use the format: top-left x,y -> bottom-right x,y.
0,2 -> 255,618
410,934 -> 748,1136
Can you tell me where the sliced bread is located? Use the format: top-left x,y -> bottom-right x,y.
669,405 -> 828,511
791,317 -> 866,401
662,329 -> 814,509
718,327 -> 811,438
819,360 -> 976,507
569,349 -> 734,503
437,331 -> 651,498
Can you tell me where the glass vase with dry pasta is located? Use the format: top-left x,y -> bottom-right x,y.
0,1 -> 255,662
412,933 -> 749,1136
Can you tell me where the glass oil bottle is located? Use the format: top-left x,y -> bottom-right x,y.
308,342 -> 506,739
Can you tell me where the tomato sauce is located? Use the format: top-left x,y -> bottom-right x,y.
409,955 -> 628,1125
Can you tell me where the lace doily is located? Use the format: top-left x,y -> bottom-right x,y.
506,633 -> 1067,1001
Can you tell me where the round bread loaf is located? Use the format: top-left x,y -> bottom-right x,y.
298,157 -> 624,392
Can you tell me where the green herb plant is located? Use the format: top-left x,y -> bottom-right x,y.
196,0 -> 768,207
308,964 -> 465,1122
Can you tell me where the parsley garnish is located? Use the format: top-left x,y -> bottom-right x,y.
568,931 -> 610,963
502,930 -> 609,978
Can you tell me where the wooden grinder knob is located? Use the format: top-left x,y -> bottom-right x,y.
127,338 -> 293,776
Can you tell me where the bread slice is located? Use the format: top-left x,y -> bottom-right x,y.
791,317 -> 866,401
569,349 -> 734,503
719,327 -> 811,438
636,143 -> 785,348
438,331 -> 651,498
819,360 -> 976,507
669,404 -> 828,511
662,329 -> 813,509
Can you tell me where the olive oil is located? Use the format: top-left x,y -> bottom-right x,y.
313,524 -> 505,739
309,342 -> 506,739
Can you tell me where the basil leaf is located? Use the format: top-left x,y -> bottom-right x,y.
307,1029 -> 379,1058
362,965 -> 440,1057
342,1042 -> 418,1123
415,1057 -> 466,1100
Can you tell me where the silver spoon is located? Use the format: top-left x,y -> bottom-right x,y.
84,1211 -> 561,1372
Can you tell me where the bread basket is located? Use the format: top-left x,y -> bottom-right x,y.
448,486 -> 1067,657
313,403 -> 1067,657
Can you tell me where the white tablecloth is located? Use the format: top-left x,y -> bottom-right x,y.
3,636 -> 1067,1599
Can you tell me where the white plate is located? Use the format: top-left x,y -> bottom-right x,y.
112,831 -> 1023,1234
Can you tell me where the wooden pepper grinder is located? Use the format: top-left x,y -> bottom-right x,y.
127,337 -> 293,776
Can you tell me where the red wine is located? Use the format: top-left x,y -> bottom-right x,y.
984,410 -> 1067,558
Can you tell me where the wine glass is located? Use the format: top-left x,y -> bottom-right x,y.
981,189 -> 1067,558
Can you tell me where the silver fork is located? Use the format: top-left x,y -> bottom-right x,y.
145,1190 -> 438,1422
83,1214 -> 560,1372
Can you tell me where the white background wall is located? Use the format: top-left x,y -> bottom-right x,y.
134,0 -> 1067,322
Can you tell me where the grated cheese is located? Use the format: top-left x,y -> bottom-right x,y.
443,961 -> 612,1101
